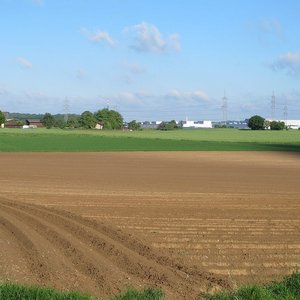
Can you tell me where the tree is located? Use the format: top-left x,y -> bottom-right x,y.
55,119 -> 67,129
128,120 -> 141,131
79,111 -> 97,129
94,108 -> 123,130
270,121 -> 285,130
41,113 -> 55,129
157,120 -> 179,130
66,117 -> 80,129
247,115 -> 265,130
0,111 -> 5,126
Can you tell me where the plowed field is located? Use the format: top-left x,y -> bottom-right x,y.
0,152 -> 299,299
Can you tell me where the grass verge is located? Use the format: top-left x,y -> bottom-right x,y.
0,283 -> 165,300
203,272 -> 300,300
1,273 -> 300,299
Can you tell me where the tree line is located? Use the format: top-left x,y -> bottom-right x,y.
247,115 -> 287,130
41,108 -> 124,129
1,110 -> 294,131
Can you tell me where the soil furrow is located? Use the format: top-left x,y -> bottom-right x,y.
0,210 -> 51,283
0,198 -> 224,298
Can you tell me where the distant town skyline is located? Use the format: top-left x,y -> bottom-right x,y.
1,0 -> 300,121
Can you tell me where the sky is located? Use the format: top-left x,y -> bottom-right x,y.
1,0 -> 300,121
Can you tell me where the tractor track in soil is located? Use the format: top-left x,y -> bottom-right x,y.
0,197 -> 229,299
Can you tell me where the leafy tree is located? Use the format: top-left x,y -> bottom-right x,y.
16,120 -> 25,126
157,120 -> 179,130
79,111 -> 97,129
247,115 -> 265,130
270,121 -> 285,130
94,108 -> 123,130
0,111 -> 5,125
66,117 -> 80,129
41,113 -> 55,129
55,119 -> 67,129
128,120 -> 141,131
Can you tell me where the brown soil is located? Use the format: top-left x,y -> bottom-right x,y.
0,152 -> 299,299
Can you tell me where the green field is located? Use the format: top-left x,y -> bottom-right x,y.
0,128 -> 299,152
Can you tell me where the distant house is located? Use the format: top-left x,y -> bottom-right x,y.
95,122 -> 104,130
5,119 -> 22,128
25,119 -> 43,128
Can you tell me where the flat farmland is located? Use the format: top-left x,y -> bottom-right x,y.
0,152 -> 300,299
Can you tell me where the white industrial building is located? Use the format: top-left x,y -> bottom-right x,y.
268,119 -> 300,129
182,118 -> 212,129
282,120 -> 300,130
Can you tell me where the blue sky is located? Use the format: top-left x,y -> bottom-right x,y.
1,0 -> 300,121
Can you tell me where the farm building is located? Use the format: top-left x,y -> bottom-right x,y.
95,122 -> 104,130
25,119 -> 43,128
5,119 -> 22,128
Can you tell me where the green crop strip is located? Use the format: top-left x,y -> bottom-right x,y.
0,128 -> 299,152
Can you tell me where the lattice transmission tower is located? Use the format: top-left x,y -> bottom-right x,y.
222,91 -> 228,125
271,91 -> 276,120
283,102 -> 288,123
64,97 -> 69,122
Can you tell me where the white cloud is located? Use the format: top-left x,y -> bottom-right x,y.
16,57 -> 32,69
25,91 -> 48,100
270,52 -> 300,76
165,89 -> 210,102
81,28 -> 115,47
116,92 -> 143,104
125,22 -> 180,54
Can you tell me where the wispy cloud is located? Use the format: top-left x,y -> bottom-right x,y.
76,69 -> 86,80
16,57 -> 33,69
269,52 -> 300,76
247,18 -> 284,45
81,28 -> 116,47
122,61 -> 146,74
31,0 -> 44,5
165,89 -> 210,102
115,92 -> 144,105
259,18 -> 284,40
125,22 -> 180,54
